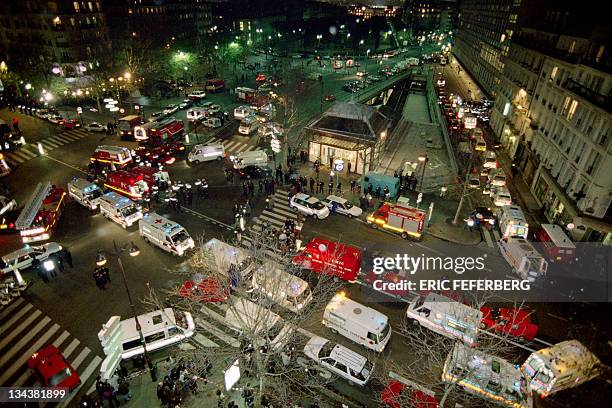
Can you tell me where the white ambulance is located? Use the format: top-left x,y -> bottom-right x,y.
322,293 -> 391,352
187,143 -> 225,164
67,178 -> 102,210
496,205 -> 529,239
498,237 -> 548,281
231,150 -> 268,169
405,292 -> 481,346
202,238 -> 256,291
252,264 -> 312,313
98,192 -> 143,228
139,213 -> 194,256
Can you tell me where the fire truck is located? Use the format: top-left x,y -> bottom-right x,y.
15,182 -> 66,243
367,202 -> 426,240
497,238 -> 548,281
90,145 -> 133,168
129,166 -> 170,189
133,117 -> 184,145
104,170 -> 149,200
522,340 -> 601,398
118,115 -> 143,139
205,78 -> 225,93
235,87 -> 257,102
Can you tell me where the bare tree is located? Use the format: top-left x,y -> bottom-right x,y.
145,232 -> 349,406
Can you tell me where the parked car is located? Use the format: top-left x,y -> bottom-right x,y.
178,99 -> 193,110
483,151 -> 499,169
179,276 -> 229,303
467,176 -> 481,189
303,336 -> 374,386
492,186 -> 512,207
47,115 -> 65,125
163,104 -> 179,115
236,165 -> 273,180
35,109 -> 51,119
85,122 -> 107,132
321,195 -> 363,218
290,193 -> 330,219
488,170 -> 507,187
208,104 -> 221,114
148,111 -> 166,122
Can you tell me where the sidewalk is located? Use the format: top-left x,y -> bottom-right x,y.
290,158 -> 482,245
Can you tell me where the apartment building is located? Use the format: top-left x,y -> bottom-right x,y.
490,24 -> 612,242
403,0 -> 458,34
0,0 -> 111,76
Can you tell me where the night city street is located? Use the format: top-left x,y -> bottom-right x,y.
0,1 -> 610,407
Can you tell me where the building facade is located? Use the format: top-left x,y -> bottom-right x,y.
403,0 -> 458,35
453,0 -> 522,97
0,0 -> 111,76
490,25 -> 612,242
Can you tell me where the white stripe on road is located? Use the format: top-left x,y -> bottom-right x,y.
14,368 -> 33,387
59,356 -> 103,408
17,147 -> 38,158
48,135 -> 69,145
492,229 -> 501,241
3,155 -> 21,166
0,323 -> 60,385
52,330 -> 71,348
193,333 -> 220,348
41,139 -> 61,149
483,229 -> 494,248
52,135 -> 74,143
61,132 -> 86,141
0,310 -> 43,352
0,303 -> 33,336
224,140 -> 239,150
10,150 -> 34,161
63,338 -> 80,359
243,145 -> 256,152
0,298 -> 24,320
194,317 -> 239,348
70,347 -> 91,370
233,144 -> 249,153
257,215 -> 284,227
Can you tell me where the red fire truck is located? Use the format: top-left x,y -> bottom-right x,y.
118,115 -> 143,139
235,87 -> 257,102
535,223 -> 576,263
367,203 -> 426,240
292,237 -> 362,282
205,78 -> 225,93
104,170 -> 149,200
15,182 -> 66,243
134,117 -> 184,145
90,145 -> 133,167
129,166 -> 170,189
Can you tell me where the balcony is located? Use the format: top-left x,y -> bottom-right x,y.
563,78 -> 612,113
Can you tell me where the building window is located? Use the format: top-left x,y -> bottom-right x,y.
551,66 -> 558,80
567,100 -> 578,121
569,40 -> 576,53
88,1 -> 93,11
596,45 -> 605,62
73,1 -> 79,12
70,17 -> 76,26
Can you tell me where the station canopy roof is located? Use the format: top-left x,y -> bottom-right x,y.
306,102 -> 389,144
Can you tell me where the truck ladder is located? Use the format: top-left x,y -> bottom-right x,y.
15,182 -> 51,230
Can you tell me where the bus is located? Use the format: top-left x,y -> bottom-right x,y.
116,308 -> 195,359
443,343 -> 532,408
534,224 -> 576,263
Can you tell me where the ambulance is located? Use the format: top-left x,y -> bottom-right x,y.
252,264 -> 312,313
235,87 -> 257,103
134,117 -> 184,145
535,224 -> 576,263
322,293 -> 391,352
522,340 -> 601,398
90,145 -> 133,167
292,237 -> 362,282
67,178 -> 102,210
202,238 -> 256,292
98,192 -> 143,228
495,205 -> 528,239
104,170 -> 149,200
118,115 -> 143,139
139,213 -> 194,256
367,202 -> 426,240
405,292 -> 481,346
497,238 -> 548,281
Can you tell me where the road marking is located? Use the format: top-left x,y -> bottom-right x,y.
59,356 -> 103,408
492,229 -> 501,240
48,135 -> 69,145
0,323 -> 60,385
61,132 -> 86,141
52,135 -> 74,143
194,317 -> 239,348
10,150 -> 34,161
52,330 -> 71,348
483,229 -> 494,248
70,347 -> 91,370
40,139 -> 60,149
63,338 -> 80,359
44,154 -> 87,174
0,297 -> 24,320
224,140 -> 239,150
3,155 -> 20,166
193,333 -> 220,348
0,310 -> 43,352
234,144 -> 249,153
0,303 -> 33,336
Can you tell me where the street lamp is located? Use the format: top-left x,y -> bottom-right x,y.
95,242 -> 155,380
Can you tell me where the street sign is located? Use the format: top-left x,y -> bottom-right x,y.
417,192 -> 423,204
333,159 -> 344,172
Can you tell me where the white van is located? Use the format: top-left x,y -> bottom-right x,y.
406,293 -> 482,346
100,308 -> 195,360
202,238 -> 256,291
139,213 -> 194,256
225,297 -> 294,350
238,115 -> 260,135
322,293 -> 391,352
233,106 -> 253,120
98,192 -> 143,228
202,117 -> 222,128
67,178 -> 102,210
231,150 -> 268,169
186,108 -> 208,122
252,265 -> 312,313
188,143 -> 225,164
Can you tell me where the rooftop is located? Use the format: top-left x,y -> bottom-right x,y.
306,102 -> 389,143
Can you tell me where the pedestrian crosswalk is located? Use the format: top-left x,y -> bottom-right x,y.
207,136 -> 262,155
0,297 -> 102,406
2,128 -> 90,167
